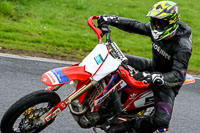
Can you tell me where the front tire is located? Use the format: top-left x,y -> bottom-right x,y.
0,90 -> 61,133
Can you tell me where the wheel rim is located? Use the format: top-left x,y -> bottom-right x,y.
12,102 -> 52,133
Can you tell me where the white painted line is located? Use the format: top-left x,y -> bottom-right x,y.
0,53 -> 78,65
194,77 -> 200,80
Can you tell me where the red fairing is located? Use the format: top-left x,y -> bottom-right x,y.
118,66 -> 150,90
122,88 -> 153,111
61,66 -> 91,81
41,66 -> 91,86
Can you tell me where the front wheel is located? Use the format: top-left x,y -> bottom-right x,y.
0,90 -> 61,133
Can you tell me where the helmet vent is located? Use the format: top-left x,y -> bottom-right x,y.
156,4 -> 163,10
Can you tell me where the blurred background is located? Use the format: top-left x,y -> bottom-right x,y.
0,0 -> 199,72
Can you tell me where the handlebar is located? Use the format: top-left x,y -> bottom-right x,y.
87,16 -> 112,44
87,17 -> 129,71
87,16 -> 127,64
87,16 -> 103,44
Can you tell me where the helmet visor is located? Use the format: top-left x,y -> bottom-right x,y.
150,18 -> 169,30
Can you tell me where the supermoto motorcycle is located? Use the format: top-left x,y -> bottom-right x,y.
0,16 -> 195,133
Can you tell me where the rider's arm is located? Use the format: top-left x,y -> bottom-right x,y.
163,39 -> 192,87
111,17 -> 151,36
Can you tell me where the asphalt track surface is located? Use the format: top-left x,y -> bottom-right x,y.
0,54 -> 199,133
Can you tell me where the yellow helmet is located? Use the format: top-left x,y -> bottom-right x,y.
146,1 -> 180,40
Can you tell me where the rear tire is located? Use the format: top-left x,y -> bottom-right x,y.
0,90 -> 61,133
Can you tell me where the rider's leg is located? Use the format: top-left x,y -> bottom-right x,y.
117,54 -> 177,132
125,54 -> 153,72
133,87 -> 176,133
108,86 -> 177,133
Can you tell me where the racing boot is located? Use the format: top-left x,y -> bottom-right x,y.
107,119 -> 137,133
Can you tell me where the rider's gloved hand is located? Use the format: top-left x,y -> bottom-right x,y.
133,71 -> 165,86
97,15 -> 119,28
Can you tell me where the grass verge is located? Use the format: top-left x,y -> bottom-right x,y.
0,0 -> 199,73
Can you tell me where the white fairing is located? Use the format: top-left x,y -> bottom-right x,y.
80,44 -> 121,81
93,54 -> 121,81
134,91 -> 154,108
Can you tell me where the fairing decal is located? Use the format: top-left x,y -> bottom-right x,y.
41,66 -> 91,86
52,68 -> 70,83
95,74 -> 118,99
122,89 -> 153,111
133,91 -> 154,108
42,68 -> 70,86
93,79 -> 127,111
119,84 -> 131,91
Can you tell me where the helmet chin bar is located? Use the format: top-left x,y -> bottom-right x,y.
151,29 -> 163,40
151,24 -> 179,41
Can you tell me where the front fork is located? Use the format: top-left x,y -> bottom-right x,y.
39,81 -> 98,124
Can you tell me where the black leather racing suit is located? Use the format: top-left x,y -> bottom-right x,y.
111,18 -> 192,133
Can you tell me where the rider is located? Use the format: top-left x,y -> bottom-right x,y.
98,1 -> 192,133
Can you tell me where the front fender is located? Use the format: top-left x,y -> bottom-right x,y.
41,66 -> 91,86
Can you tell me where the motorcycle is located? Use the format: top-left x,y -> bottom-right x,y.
0,16 -> 195,133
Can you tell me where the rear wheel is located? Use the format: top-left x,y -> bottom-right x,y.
0,90 -> 61,133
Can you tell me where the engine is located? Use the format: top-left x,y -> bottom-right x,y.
69,79 -> 113,128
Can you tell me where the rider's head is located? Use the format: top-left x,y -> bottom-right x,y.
146,1 -> 180,40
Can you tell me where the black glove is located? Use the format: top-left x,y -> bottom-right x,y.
97,15 -> 119,28
133,72 -> 165,86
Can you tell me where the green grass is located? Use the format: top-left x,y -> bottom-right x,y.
0,0 -> 199,71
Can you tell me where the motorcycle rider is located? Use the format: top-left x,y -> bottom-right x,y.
98,1 -> 192,133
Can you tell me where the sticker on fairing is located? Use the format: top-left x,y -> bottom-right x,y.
94,54 -> 103,65
46,68 -> 70,85
52,68 -> 69,83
